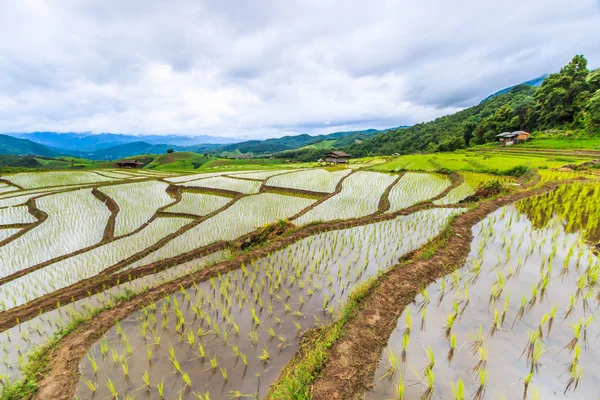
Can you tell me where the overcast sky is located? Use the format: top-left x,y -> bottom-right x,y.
1,0 -> 599,139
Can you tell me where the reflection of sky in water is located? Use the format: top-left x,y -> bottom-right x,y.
368,205 -> 600,399
76,208 -> 465,399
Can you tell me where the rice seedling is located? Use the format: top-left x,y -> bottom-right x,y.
451,378 -> 465,400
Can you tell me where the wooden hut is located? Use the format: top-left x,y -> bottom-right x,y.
496,131 -> 530,146
115,160 -> 144,168
323,151 -> 351,164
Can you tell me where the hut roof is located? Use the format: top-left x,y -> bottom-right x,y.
325,151 -> 351,157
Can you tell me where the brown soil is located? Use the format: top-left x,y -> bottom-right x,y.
0,178 -> 25,190
375,173 -> 403,214
261,185 -> 329,199
309,181 -> 573,399
180,185 -> 242,198
91,188 -> 119,241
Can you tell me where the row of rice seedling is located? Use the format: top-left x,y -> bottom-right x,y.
294,171 -> 397,225
0,184 -> 15,195
232,170 -> 294,180
164,171 -> 263,184
181,176 -> 262,194
124,193 -> 315,270
0,250 -> 230,386
386,172 -> 451,213
367,183 -> 600,399
99,181 -> 175,236
266,169 -> 352,193
0,205 -> 37,225
2,171 -> 119,189
0,216 -> 193,312
0,229 -> 20,242
164,192 -> 231,216
92,170 -> 140,179
537,169 -> 595,184
76,208 -> 465,399
0,190 -> 111,281
433,171 -> 513,205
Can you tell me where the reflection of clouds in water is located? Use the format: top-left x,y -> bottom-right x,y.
368,205 -> 600,399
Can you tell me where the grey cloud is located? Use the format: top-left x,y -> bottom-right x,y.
0,0 -> 598,138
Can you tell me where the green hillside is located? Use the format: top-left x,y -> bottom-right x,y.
346,55 -> 600,157
0,134 -> 59,156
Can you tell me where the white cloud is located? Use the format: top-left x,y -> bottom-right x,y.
0,0 -> 599,138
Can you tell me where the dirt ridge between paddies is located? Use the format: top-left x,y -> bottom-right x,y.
0,171 -> 463,333
302,179 -> 591,400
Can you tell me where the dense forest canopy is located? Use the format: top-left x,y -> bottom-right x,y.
342,55 -> 600,157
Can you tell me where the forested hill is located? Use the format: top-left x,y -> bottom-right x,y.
345,55 -> 600,157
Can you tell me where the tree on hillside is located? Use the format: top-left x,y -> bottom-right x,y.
167,148 -> 174,154
586,90 -> 600,127
534,55 -> 590,127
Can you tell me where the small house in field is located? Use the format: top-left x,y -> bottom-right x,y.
496,131 -> 530,146
323,151 -> 351,164
115,160 -> 144,168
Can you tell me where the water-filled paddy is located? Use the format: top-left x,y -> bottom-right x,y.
367,184 -> 600,399
76,208 -> 465,399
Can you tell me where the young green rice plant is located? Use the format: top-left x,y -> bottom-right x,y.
157,380 -> 165,399
451,378 -> 465,400
258,347 -> 270,363
404,309 -> 412,336
422,367 -> 435,400
512,295 -> 528,329
564,365 -> 583,394
444,311 -> 455,338
80,375 -> 97,394
394,371 -> 405,400
547,304 -> 557,336
447,333 -> 457,363
380,348 -> 399,381
521,330 -> 540,363
499,294 -> 510,326
537,313 -> 549,339
473,344 -> 488,374
473,369 -> 487,400
467,325 -> 485,354
565,320 -> 583,352
530,339 -> 546,374
562,293 -> 577,321
489,309 -> 500,337
424,346 -> 435,371
85,352 -> 98,376
400,332 -> 410,363
142,369 -> 151,390
105,377 -> 118,399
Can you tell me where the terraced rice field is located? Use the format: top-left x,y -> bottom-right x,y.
0,163 -> 598,400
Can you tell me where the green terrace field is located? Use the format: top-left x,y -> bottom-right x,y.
372,150 -> 595,175
0,155 -> 599,400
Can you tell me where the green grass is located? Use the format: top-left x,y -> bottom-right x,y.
266,275 -> 379,400
373,151 -> 573,175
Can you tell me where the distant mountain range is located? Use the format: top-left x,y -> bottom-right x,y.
0,126 -> 407,160
6,132 -> 239,152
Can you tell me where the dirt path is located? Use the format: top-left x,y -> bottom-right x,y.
309,181 -> 570,399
